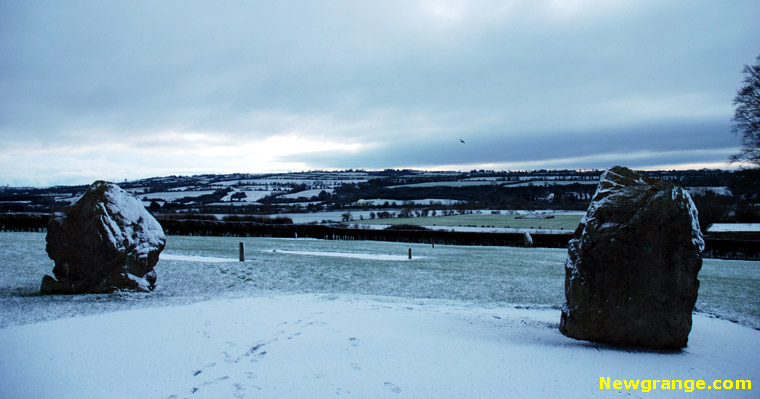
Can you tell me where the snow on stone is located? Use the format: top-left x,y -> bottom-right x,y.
100,185 -> 166,260
665,186 -> 706,251
125,272 -> 151,291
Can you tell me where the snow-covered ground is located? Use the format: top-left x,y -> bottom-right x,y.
161,254 -> 239,263
1,294 -> 757,398
267,209 -> 586,225
270,211 -> 380,223
270,249 -> 425,261
1,233 -> 758,398
707,223 -> 760,233
140,190 -> 217,201
280,188 -> 334,199
220,189 -> 275,203
349,223 -> 574,234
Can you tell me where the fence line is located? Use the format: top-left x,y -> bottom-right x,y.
1,214 -> 757,259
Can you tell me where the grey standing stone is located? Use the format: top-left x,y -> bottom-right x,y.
523,231 -> 533,247
560,166 -> 704,349
42,181 -> 166,294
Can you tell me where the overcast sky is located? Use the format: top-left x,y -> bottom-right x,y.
1,0 -> 759,186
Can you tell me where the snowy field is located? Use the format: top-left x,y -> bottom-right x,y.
1,232 -> 758,398
362,198 -> 462,206
355,213 -> 583,231
268,211 -> 381,223
140,190 -> 217,201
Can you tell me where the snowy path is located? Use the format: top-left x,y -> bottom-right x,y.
1,294 -> 757,398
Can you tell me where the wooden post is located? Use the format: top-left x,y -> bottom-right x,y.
239,242 -> 245,262
408,248 -> 412,260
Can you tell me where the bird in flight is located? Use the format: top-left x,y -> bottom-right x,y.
459,139 -> 465,144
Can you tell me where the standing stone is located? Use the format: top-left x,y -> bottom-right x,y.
42,181 -> 166,294
559,166 -> 704,349
523,231 -> 534,247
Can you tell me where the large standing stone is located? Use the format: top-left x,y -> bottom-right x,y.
559,166 -> 704,349
42,181 -> 166,294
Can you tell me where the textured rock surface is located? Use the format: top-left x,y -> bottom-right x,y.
42,181 -> 166,293
559,166 -> 704,349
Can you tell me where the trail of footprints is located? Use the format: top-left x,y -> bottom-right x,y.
166,315 -> 402,398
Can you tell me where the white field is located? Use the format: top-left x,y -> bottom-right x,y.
361,198 -> 462,206
220,189 -> 275,202
389,179 -> 598,189
388,181 -> 502,188
212,178 -> 369,187
1,233 -> 758,398
271,211 -> 380,223
503,180 -> 599,187
280,188 -> 334,199
140,190 -> 217,201
707,223 -> 760,233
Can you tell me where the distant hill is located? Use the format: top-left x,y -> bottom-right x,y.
1,168 -> 757,230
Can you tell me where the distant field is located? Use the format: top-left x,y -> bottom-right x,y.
388,179 -> 598,189
355,213 -> 583,231
140,190 -> 217,200
2,233 -> 757,329
388,181 -> 501,188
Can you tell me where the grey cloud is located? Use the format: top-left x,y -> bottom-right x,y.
291,119 -> 736,169
1,1 -> 759,185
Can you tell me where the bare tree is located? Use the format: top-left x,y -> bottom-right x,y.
731,54 -> 760,166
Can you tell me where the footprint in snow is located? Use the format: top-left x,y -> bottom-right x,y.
384,381 -> 401,393
233,382 -> 245,399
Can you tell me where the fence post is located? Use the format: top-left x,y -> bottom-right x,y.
408,248 -> 412,259
239,242 -> 245,262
